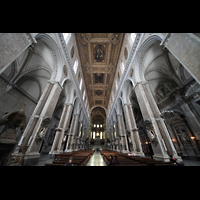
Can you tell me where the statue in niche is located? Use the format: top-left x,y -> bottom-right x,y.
177,129 -> 191,145
36,117 -> 51,143
0,105 -> 26,142
48,125 -> 57,145
144,120 -> 158,146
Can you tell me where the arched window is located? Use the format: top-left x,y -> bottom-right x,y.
73,59 -> 78,73
121,60 -> 125,73
63,33 -> 71,44
79,78 -> 82,90
131,33 -> 136,43
83,90 -> 85,100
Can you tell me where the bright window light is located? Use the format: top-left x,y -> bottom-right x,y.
100,132 -> 102,139
63,33 -> 68,40
131,33 -> 136,43
94,124 -> 96,127
121,60 -> 124,73
100,124 -> 102,127
79,78 -> 82,90
73,60 -> 78,73
83,90 -> 85,100
97,124 -> 99,128
63,33 -> 71,44
93,132 -> 95,139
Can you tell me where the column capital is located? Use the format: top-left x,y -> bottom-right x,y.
64,102 -> 74,107
47,80 -> 63,90
134,81 -> 149,90
122,103 -> 132,108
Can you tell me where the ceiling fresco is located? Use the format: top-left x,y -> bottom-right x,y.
75,33 -> 124,109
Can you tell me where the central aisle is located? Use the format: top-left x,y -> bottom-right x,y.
86,151 -> 107,166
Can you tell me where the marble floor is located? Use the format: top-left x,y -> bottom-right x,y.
86,151 -> 107,166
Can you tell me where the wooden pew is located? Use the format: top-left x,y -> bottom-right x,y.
45,150 -> 94,166
101,150 -> 172,166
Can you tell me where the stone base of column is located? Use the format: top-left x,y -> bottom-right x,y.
23,152 -> 40,166
121,150 -> 129,153
135,151 -> 145,157
153,154 -> 170,162
64,149 -> 73,152
49,150 -> 63,155
173,154 -> 183,163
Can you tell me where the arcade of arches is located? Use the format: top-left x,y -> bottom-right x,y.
1,33 -> 200,165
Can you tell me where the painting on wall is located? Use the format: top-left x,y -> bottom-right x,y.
93,45 -> 105,62
94,73 -> 104,83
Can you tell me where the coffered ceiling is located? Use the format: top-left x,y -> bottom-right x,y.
75,33 -> 125,109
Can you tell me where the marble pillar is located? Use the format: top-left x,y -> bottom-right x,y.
135,82 -> 182,162
49,103 -> 73,154
75,122 -> 82,151
114,121 -> 120,152
65,114 -> 79,152
79,125 -> 85,150
12,81 -> 62,165
123,104 -> 144,156
113,121 -> 119,151
117,114 -> 129,153
110,126 -> 115,150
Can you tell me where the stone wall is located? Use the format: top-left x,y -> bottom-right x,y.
0,80 -> 36,123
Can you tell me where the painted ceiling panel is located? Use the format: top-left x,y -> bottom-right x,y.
75,33 -> 124,108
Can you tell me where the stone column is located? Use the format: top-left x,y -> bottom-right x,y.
108,128 -> 112,150
123,104 -> 144,156
80,125 -> 85,150
135,82 -> 181,162
117,114 -> 129,153
113,121 -> 119,151
112,125 -> 116,150
12,81 -> 62,165
65,114 -> 79,152
110,126 -> 115,150
75,122 -> 82,151
123,104 -> 137,153
114,121 -> 120,152
49,103 -> 73,154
